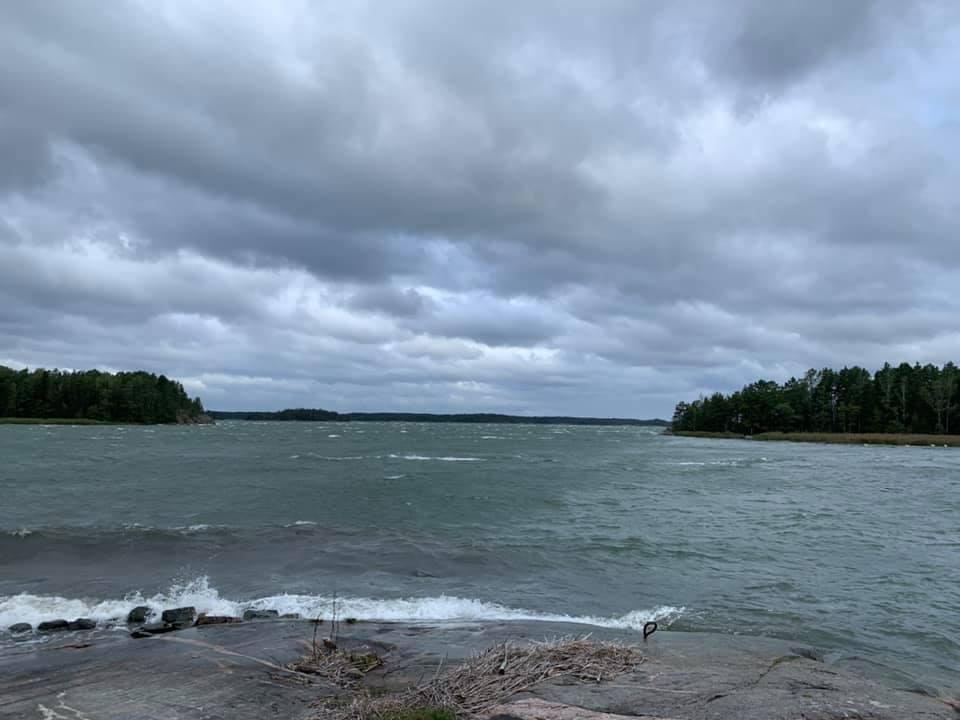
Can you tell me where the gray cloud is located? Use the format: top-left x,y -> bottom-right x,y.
1,0 -> 958,417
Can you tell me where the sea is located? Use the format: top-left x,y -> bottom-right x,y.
1,421 -> 957,693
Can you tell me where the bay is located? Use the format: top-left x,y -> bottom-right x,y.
1,422 -> 957,693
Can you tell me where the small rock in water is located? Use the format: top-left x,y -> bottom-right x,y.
8,623 -> 32,634
345,617 -> 358,625
280,613 -> 301,619
130,622 -> 177,638
194,614 -> 241,626
68,618 -> 96,631
127,606 -> 150,623
242,609 -> 279,620
37,620 -> 70,633
161,606 -> 196,626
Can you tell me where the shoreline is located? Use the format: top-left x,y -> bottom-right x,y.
668,429 -> 960,446
1,618 -> 955,719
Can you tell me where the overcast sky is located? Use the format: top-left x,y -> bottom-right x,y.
1,1 -> 958,417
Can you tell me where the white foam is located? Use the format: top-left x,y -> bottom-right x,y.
5,528 -> 33,537
0,576 -> 684,633
388,454 -> 484,462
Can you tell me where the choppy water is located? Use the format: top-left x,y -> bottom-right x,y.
1,422 -> 957,692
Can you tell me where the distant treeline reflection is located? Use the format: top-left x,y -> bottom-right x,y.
673,362 -> 960,435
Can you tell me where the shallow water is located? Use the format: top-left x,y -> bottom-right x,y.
1,422 -> 957,692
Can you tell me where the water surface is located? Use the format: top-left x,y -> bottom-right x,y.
1,422 -> 957,692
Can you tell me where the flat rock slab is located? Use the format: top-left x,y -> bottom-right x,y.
0,621 -> 954,720
0,621 -> 334,720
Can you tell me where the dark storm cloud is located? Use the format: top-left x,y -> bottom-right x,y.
1,0 -> 958,416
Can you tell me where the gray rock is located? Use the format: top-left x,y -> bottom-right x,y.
130,622 -> 176,638
160,607 -> 196,626
8,623 -> 32,634
195,615 -> 241,626
37,620 -> 69,632
68,618 -> 96,631
127,606 -> 150,624
242,609 -> 279,620
280,613 -> 301,619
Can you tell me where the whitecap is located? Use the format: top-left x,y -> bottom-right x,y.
1,577 -> 684,635
388,454 -> 483,462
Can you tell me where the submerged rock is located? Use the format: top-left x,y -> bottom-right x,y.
37,620 -> 70,633
195,615 -> 241,626
280,613 -> 301,619
127,606 -> 150,624
68,618 -> 96,631
161,607 -> 196,626
130,622 -> 177,638
242,609 -> 279,621
8,623 -> 32,634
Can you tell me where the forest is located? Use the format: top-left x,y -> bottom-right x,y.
672,363 -> 960,435
0,366 -> 206,424
210,409 -> 668,426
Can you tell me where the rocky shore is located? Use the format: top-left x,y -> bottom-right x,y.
1,615 -> 956,719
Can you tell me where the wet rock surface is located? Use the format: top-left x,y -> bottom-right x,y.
0,621 -> 954,720
194,614 -> 241,626
160,606 -> 196,626
242,609 -> 279,620
126,606 -> 150,623
36,620 -> 69,633
67,619 -> 96,631
7,624 -> 31,634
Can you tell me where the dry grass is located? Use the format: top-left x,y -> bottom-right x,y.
317,636 -> 645,720
290,648 -> 383,688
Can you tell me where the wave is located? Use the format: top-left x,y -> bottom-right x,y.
0,576 -> 684,633
388,454 -> 484,462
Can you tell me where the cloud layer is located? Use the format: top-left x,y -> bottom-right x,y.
2,1 -> 958,416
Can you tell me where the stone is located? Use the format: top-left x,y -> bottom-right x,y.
68,618 -> 97,631
195,615 -> 241,626
130,622 -> 177,638
37,620 -> 70,632
127,606 -> 150,623
242,609 -> 279,620
8,623 -> 32,634
160,607 -> 196,626
345,617 -> 358,624
280,613 -> 301,619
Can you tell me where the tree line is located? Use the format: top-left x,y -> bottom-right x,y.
672,362 -> 960,435
210,409 -> 669,426
0,366 -> 206,423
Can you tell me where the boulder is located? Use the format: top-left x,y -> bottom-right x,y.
68,618 -> 96,631
130,622 -> 177,638
242,609 -> 279,620
37,620 -> 70,633
8,623 -> 32,634
161,607 -> 196,626
195,615 -> 241,626
280,613 -> 301,619
127,606 -> 150,624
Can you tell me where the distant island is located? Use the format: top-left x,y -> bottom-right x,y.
211,408 -> 668,426
672,362 -> 959,440
0,366 -> 210,424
